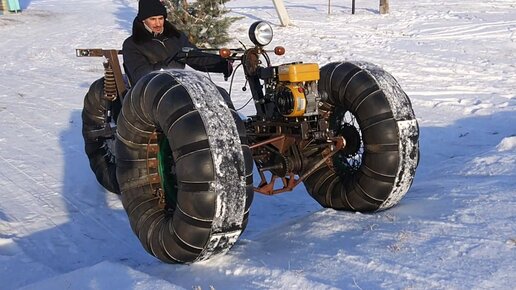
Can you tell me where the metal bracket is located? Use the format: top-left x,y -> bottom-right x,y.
253,136 -> 345,195
76,48 -> 127,98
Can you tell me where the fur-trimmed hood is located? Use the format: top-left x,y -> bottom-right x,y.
131,17 -> 181,44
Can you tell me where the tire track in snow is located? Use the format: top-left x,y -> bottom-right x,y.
0,110 -> 138,260
0,144 -> 135,252
414,20 -> 516,40
335,253 -> 446,289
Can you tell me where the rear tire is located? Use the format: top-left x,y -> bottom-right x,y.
115,70 -> 253,263
304,61 -> 419,212
82,77 -> 120,194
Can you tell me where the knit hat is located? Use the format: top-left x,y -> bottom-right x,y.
137,0 -> 167,21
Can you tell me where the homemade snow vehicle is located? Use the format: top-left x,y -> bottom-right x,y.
77,21 -> 419,263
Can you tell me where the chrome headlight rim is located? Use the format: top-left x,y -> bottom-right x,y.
249,21 -> 273,46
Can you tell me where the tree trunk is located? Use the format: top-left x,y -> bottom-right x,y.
380,0 -> 389,14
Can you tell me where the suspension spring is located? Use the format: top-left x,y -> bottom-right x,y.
103,61 -> 117,101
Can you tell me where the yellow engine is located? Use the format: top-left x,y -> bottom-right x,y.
276,63 -> 320,117
278,63 -> 320,82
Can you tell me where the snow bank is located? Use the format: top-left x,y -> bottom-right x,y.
497,136 -> 516,152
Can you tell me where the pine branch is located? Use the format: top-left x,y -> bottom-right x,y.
162,0 -> 240,48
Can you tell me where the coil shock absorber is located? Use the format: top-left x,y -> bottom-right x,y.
103,61 -> 117,101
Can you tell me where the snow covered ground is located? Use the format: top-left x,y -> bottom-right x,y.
0,0 -> 515,289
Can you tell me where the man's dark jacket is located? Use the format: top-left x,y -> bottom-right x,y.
123,18 -> 228,84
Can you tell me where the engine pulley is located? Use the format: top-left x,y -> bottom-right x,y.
276,84 -> 306,117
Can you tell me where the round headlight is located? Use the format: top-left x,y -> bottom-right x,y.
249,21 -> 273,46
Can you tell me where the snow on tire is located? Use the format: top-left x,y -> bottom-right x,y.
304,61 -> 419,212
115,70 -> 253,263
82,77 -> 120,194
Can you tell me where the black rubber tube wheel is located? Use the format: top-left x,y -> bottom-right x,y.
115,70 -> 253,263
304,61 -> 419,212
82,77 -> 121,194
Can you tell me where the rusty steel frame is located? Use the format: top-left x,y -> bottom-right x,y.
252,136 -> 346,195
76,48 -> 127,98
77,48 -> 348,197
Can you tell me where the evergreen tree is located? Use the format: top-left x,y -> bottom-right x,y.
161,0 -> 239,48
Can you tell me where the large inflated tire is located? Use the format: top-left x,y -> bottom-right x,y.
115,70 -> 253,263
82,77 -> 120,194
304,61 -> 419,212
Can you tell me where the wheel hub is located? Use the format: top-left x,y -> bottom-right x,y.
338,123 -> 361,157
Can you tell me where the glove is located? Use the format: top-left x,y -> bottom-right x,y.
152,61 -> 167,70
223,60 -> 233,81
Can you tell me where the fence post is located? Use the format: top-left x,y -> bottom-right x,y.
379,0 -> 389,14
272,0 -> 291,26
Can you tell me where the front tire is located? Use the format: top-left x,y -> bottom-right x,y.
304,61 -> 419,212
115,70 -> 253,263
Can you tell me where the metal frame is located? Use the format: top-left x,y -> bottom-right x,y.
76,49 -> 127,99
